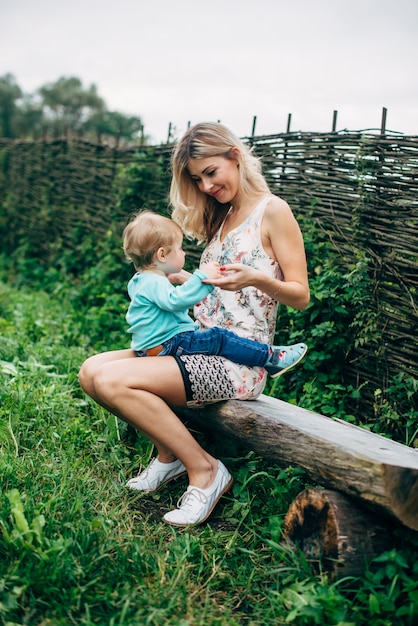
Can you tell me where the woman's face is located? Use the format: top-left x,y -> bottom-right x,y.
188,155 -> 240,205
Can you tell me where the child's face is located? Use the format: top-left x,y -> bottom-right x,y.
163,238 -> 186,275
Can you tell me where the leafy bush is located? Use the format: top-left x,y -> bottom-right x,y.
113,149 -> 171,217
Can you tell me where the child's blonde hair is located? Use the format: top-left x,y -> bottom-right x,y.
170,122 -> 270,243
123,210 -> 183,271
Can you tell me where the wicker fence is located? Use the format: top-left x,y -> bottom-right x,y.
0,131 -> 417,407
254,131 -> 418,404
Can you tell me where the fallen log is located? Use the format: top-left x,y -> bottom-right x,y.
175,394 -> 418,531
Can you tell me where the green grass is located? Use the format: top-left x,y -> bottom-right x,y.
1,281 -> 417,625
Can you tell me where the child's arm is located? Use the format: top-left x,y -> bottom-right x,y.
167,269 -> 192,285
154,266 -> 219,311
168,263 -> 220,284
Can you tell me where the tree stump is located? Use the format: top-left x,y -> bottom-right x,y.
283,488 -> 395,579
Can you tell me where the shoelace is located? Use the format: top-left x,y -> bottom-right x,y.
138,458 -> 157,480
176,488 -> 208,510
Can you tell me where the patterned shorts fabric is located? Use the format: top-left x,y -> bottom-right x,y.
177,354 -> 266,406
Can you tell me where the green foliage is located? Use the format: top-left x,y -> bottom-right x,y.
113,149 -> 172,216
372,374 -> 418,445
263,214 -> 417,442
39,75 -> 105,135
0,149 -> 174,352
85,109 -> 144,143
0,73 -> 22,138
265,217 -> 361,412
0,191 -> 416,432
51,228 -> 131,350
0,120 -> 416,623
0,281 -> 417,625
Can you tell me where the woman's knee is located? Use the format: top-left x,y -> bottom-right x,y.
91,364 -> 123,406
78,355 -> 99,395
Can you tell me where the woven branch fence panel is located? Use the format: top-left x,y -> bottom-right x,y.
0,138 -> 139,255
253,131 -> 418,403
0,132 -> 417,410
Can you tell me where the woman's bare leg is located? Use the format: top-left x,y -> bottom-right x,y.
79,352 -> 219,489
79,349 -> 136,405
79,349 -> 182,460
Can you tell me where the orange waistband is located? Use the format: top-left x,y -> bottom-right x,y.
145,344 -> 163,356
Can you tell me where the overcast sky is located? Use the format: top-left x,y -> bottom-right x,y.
1,0 -> 417,143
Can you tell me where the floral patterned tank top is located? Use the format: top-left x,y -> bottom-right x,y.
196,195 -> 282,343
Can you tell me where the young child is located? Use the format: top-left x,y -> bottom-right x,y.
122,210 -> 307,379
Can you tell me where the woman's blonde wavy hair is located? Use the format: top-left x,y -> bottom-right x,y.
170,122 -> 270,243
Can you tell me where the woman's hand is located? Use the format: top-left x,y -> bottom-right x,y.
202,264 -> 259,290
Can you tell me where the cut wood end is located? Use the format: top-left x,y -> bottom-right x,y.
283,488 -> 393,578
384,466 -> 418,531
283,489 -> 339,575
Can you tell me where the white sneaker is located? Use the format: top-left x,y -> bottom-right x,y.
126,458 -> 187,493
163,460 -> 233,526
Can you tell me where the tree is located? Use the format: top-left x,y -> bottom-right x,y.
15,95 -> 45,139
0,73 -> 22,137
38,76 -> 105,136
83,110 -> 145,145
0,74 -> 146,144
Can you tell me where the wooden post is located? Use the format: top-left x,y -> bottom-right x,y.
251,116 -> 257,137
332,110 -> 338,132
280,113 -> 293,182
381,107 -> 387,135
115,128 -> 121,149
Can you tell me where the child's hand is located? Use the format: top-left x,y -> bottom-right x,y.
200,262 -> 221,279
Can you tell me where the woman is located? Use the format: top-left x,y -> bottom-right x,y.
78,122 -> 310,527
